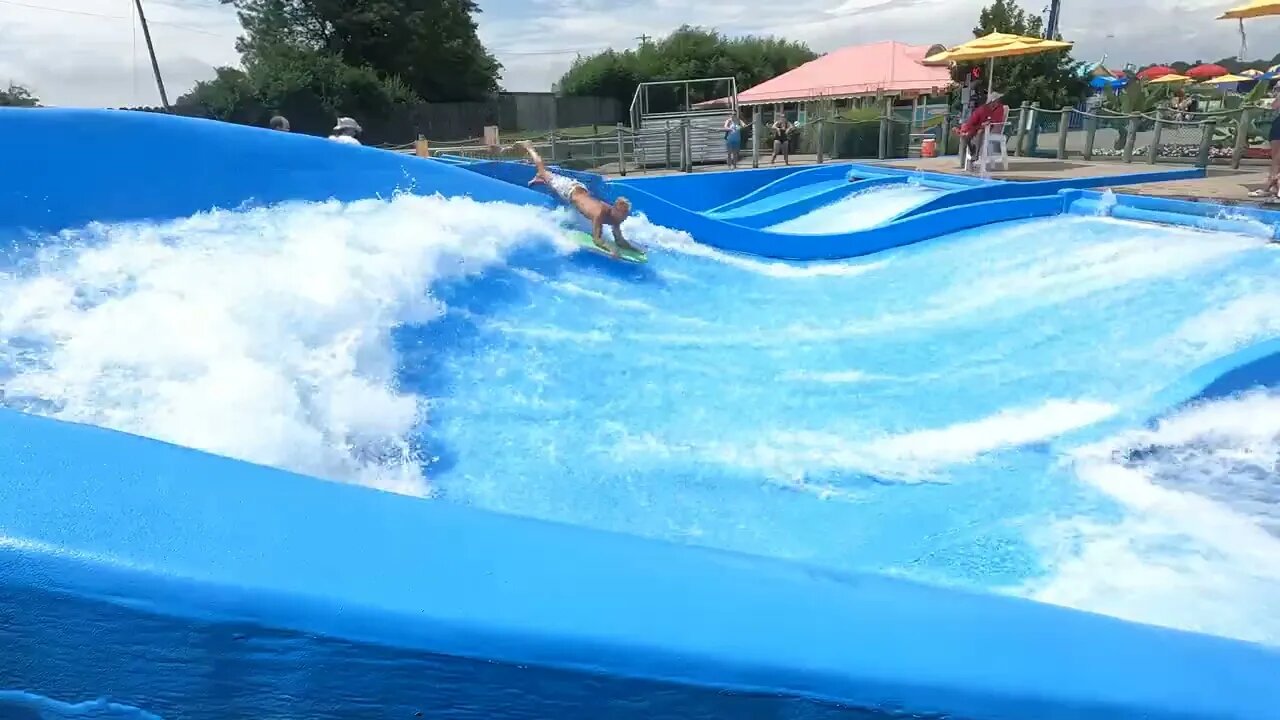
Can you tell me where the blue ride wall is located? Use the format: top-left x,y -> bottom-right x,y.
0,108 -> 552,233
2,109 -> 1279,720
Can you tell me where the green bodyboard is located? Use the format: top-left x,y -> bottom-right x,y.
569,230 -> 647,264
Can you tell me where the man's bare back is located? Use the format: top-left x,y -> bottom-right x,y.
519,141 -> 640,257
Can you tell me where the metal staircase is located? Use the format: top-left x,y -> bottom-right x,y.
629,78 -> 739,168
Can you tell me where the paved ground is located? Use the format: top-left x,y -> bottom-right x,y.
603,154 -> 1278,208
875,156 -> 1275,206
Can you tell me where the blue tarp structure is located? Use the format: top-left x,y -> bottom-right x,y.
1090,75 -> 1129,90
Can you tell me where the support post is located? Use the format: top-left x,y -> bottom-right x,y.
1013,102 -> 1030,157
1147,118 -> 1163,164
681,119 -> 692,173
616,123 -> 626,176
1056,108 -> 1071,159
752,107 -> 761,169
816,119 -> 824,164
1196,118 -> 1217,168
665,121 -> 673,170
1122,117 -> 1138,163
1023,102 -> 1041,156
1083,114 -> 1097,160
1232,107 -> 1252,170
133,0 -> 170,108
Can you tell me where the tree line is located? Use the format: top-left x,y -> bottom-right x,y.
171,0 -> 499,134
5,0 -> 1097,133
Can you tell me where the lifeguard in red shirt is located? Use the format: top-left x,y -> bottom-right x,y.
959,91 -> 1007,164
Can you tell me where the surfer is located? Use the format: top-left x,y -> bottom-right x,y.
518,141 -> 639,258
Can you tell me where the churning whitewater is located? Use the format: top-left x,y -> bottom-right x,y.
0,192 -> 1277,648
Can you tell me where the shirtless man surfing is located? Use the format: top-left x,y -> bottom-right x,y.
519,141 -> 640,258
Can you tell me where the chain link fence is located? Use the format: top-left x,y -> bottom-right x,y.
384,102 -> 1276,174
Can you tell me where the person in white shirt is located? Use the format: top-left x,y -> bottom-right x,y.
329,117 -> 362,145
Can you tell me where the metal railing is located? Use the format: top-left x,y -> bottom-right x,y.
383,102 -> 1276,174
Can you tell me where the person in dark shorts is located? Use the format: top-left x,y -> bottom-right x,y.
770,116 -> 792,165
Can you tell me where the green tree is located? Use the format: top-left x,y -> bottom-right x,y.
0,83 -> 40,107
176,45 -> 417,136
177,67 -> 263,123
558,26 -> 817,107
222,0 -> 499,101
951,0 -> 1084,110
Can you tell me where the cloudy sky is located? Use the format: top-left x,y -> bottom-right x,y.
1,0 -> 1277,107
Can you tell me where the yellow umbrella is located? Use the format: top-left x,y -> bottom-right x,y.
1201,73 -> 1254,84
1218,0 -> 1280,18
1147,73 -> 1193,85
925,32 -> 1073,96
1218,2 -> 1280,55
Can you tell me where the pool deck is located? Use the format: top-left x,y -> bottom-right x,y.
873,156 -> 1274,206
603,155 -> 1276,208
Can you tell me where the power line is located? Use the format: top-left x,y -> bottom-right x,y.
0,0 -> 225,35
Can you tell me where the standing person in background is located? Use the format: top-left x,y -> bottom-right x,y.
269,115 -> 291,132
770,115 -> 792,165
329,117 -> 362,145
724,113 -> 744,169
1249,85 -> 1280,202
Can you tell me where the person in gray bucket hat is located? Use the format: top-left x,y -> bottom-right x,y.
329,116 -> 362,145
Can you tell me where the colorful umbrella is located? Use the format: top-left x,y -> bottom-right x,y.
1146,73 -> 1193,85
926,32 -> 1075,98
1187,64 -> 1231,79
1218,0 -> 1280,18
925,32 -> 1073,96
1201,73 -> 1254,84
1219,1 -> 1280,54
1137,65 -> 1175,80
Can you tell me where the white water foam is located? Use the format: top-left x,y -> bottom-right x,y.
626,215 -> 889,279
1169,288 -> 1280,360
0,193 -> 572,496
768,184 -> 941,235
1022,390 -> 1280,646
923,217 -> 1260,322
694,399 -> 1116,485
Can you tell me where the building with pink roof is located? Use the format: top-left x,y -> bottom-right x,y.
737,40 -> 953,107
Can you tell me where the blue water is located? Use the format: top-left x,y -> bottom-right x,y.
1,194 -> 1278,646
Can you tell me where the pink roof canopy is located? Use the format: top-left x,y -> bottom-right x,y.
737,41 -> 953,105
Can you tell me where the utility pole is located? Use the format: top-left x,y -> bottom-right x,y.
133,0 -> 170,108
636,34 -> 651,45
1045,0 -> 1062,40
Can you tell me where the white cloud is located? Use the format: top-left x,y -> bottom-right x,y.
3,0 -> 1280,104
0,0 -> 240,107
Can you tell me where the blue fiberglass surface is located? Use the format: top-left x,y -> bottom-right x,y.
4,109 -> 1280,718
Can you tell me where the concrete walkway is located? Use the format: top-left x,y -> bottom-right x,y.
601,153 -> 1277,207
874,157 -> 1274,206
